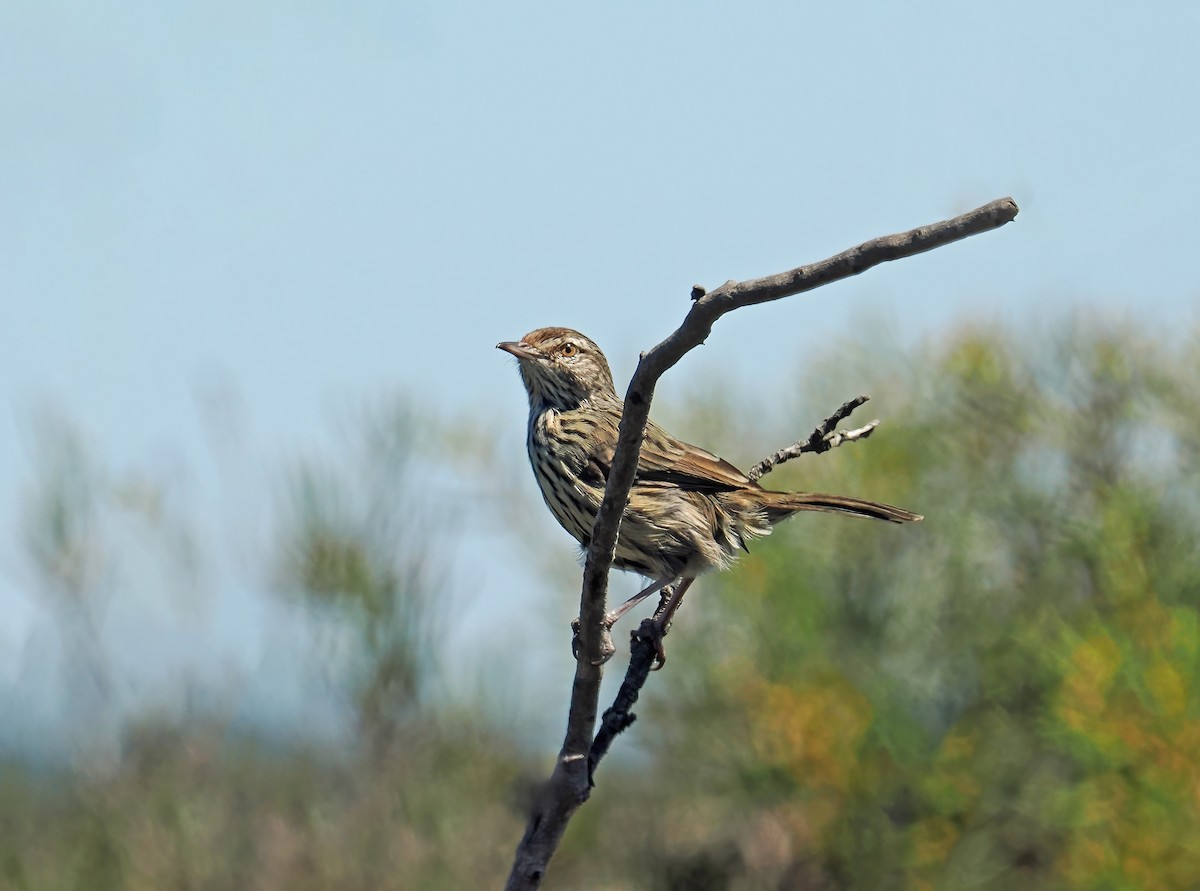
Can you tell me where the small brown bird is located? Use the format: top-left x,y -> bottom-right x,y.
498,327 -> 922,646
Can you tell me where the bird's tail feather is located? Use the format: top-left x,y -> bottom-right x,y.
762,491 -> 923,525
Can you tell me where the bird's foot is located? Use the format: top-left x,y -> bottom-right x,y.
571,617 -> 617,665
570,578 -> 692,667
642,577 -> 695,670
635,616 -> 670,670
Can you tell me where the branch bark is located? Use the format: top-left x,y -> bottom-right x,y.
503,196 -> 1019,890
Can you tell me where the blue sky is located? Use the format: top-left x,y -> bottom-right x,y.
2,1 -> 1199,751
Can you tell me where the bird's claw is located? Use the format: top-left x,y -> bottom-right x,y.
634,617 -> 670,670
571,617 -> 617,665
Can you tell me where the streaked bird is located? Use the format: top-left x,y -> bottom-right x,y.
498,327 -> 921,660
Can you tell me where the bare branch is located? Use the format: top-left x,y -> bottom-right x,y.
746,394 -> 877,483
588,619 -> 659,780
504,196 -> 1019,891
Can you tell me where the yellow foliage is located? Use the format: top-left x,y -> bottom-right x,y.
747,675 -> 873,793
1058,631 -> 1122,740
921,727 -> 982,815
1146,659 -> 1187,718
910,817 -> 959,870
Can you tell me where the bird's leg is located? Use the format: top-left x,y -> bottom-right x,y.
606,577 -> 677,627
653,577 -> 695,627
644,577 -> 696,670
653,584 -> 675,615
571,577 -> 677,664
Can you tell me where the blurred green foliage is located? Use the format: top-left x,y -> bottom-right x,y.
274,401 -> 447,747
3,319 -> 1200,890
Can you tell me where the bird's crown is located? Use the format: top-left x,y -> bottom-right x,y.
497,327 -> 617,408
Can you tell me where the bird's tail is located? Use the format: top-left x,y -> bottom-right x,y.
760,490 -> 923,525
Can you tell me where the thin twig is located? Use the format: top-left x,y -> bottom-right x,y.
587,620 -> 659,782
504,197 -> 1019,891
746,394 -> 876,483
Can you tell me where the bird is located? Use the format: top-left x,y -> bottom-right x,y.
498,326 -> 922,662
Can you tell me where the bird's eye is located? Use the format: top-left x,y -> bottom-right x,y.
560,343 -> 579,358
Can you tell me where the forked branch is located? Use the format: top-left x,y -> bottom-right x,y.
504,196 -> 1019,891
746,394 -> 877,482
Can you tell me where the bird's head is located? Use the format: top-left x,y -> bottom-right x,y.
497,327 -> 617,409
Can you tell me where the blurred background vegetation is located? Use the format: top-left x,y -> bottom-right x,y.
3,316 -> 1199,890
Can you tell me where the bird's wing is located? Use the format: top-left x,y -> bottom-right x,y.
591,419 -> 754,493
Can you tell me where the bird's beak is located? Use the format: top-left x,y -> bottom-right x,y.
496,340 -> 541,361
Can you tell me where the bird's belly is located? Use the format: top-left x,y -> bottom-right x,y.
527,449 -> 598,546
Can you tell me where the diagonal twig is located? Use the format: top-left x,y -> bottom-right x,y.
746,394 -> 876,483
587,620 -> 659,782
504,196 -> 1019,891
